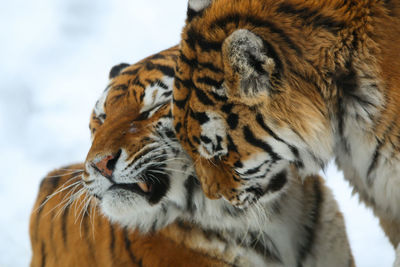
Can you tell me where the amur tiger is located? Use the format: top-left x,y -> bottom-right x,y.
72,46 -> 354,266
172,0 -> 400,258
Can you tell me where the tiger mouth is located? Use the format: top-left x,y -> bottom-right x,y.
109,169 -> 170,204
110,181 -> 155,196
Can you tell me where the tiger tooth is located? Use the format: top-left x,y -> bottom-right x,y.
137,182 -> 149,193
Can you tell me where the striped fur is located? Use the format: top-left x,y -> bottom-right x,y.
172,0 -> 400,254
81,47 -> 353,266
29,164 -> 232,267
29,47 -> 239,267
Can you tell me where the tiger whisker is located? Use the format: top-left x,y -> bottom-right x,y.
45,170 -> 84,178
37,177 -> 82,212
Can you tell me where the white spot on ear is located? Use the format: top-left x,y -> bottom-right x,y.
188,0 -> 212,12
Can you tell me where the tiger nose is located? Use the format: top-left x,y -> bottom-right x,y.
94,150 -> 121,177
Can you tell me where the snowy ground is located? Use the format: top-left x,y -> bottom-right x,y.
0,1 -> 394,266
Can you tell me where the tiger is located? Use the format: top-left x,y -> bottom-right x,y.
172,0 -> 400,257
30,47 -> 246,267
79,46 -> 354,266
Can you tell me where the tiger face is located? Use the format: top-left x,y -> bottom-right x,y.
173,0 -> 372,206
82,47 -> 189,231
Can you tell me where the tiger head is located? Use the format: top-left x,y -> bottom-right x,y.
172,0 -> 348,206
82,47 -> 266,233
83,47 -> 188,230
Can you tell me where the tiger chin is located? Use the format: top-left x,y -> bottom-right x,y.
80,48 -> 354,266
172,0 -> 400,257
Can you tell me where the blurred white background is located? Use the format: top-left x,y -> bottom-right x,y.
0,0 -> 394,266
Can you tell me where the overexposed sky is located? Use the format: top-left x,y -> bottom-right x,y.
0,1 -> 394,266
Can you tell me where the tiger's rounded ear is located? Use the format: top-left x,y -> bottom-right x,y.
187,0 -> 213,21
109,63 -> 130,79
222,29 -> 276,97
188,0 -> 212,12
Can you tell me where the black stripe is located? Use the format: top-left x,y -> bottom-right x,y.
276,2 -> 346,33
195,86 -> 215,105
48,175 -> 62,191
61,204 -> 70,249
238,160 -> 269,176
265,171 -> 287,193
221,103 -> 233,114
248,232 -> 282,263
82,207 -> 95,259
180,53 -> 223,74
145,62 -> 175,77
248,53 -> 268,74
123,227 -> 139,264
210,91 -> 228,102
196,77 -> 223,88
146,79 -> 170,90
256,113 -> 303,168
35,175 -> 63,244
366,140 -> 382,186
148,53 -> 166,60
174,122 -> 182,133
173,95 -> 189,110
49,208 -> 58,263
132,76 -> 146,89
121,68 -> 140,76
261,39 -> 284,80
186,27 -> 222,52
109,224 -> 116,262
109,63 -> 130,79
184,175 -> 199,214
227,113 -> 239,129
34,198 -> 47,243
366,117 -> 396,186
41,241 -> 47,267
209,14 -> 303,56
198,61 -> 223,73
227,134 -> 238,153
189,110 -> 210,124
162,91 -> 172,98
298,178 -> 323,263
243,125 -> 281,161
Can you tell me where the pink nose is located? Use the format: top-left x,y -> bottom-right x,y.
95,155 -> 115,177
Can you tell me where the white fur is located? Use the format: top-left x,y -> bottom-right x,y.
140,76 -> 174,114
198,111 -> 228,159
188,0 -> 212,12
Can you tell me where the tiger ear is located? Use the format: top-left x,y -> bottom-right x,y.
109,63 -> 130,79
188,0 -> 212,12
222,29 -> 277,97
187,0 -> 213,21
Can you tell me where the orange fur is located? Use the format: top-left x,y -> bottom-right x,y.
29,164 -> 230,267
173,0 -> 400,250
30,47 -> 237,267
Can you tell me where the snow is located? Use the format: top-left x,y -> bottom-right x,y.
0,1 -> 394,266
